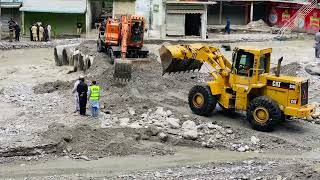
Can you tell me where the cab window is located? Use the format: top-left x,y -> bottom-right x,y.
234,50 -> 254,76
259,53 -> 270,74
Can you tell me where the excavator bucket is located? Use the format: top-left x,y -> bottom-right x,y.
113,59 -> 132,81
159,45 -> 203,75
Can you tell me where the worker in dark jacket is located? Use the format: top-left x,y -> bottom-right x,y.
225,17 -> 231,35
315,30 -> 320,58
77,76 -> 88,116
8,18 -> 15,42
14,23 -> 21,41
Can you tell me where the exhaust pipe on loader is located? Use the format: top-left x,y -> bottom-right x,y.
275,57 -> 283,77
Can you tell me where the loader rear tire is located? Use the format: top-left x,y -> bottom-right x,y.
247,96 -> 281,132
188,85 -> 217,116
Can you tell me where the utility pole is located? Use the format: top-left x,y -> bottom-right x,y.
219,0 -> 222,25
0,0 -> 2,40
148,0 -> 152,37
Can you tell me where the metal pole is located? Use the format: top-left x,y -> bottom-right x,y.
0,0 -> 2,40
149,0 -> 152,37
219,0 -> 222,24
250,1 -> 253,22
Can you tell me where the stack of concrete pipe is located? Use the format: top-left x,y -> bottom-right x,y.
54,44 -> 94,72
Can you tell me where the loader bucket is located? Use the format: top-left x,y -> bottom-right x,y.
114,59 -> 132,81
159,45 -> 203,75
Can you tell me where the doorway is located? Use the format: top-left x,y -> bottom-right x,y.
185,14 -> 201,36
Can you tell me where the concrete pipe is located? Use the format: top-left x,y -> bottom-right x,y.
61,43 -> 80,66
77,53 -> 85,71
84,56 -> 94,72
54,47 -> 63,66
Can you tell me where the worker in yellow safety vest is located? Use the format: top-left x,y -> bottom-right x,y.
88,80 -> 101,118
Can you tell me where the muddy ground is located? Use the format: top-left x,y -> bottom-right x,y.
1,39 -> 320,179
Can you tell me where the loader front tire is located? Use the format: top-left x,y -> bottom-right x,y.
188,85 -> 217,116
247,96 -> 281,132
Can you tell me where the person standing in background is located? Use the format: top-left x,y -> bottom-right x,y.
47,24 -> 52,40
14,23 -> 21,42
72,76 -> 83,113
225,17 -> 231,35
315,30 -> 320,58
31,24 -> 38,41
44,25 -> 49,42
39,25 -> 44,41
8,18 -> 15,42
77,22 -> 83,36
77,76 -> 88,116
30,25 -> 33,41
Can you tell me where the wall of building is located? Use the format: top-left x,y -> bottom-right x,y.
113,0 -> 135,18
207,2 -> 246,25
253,2 -> 268,22
1,8 -> 21,28
268,2 -> 319,32
24,12 -> 85,36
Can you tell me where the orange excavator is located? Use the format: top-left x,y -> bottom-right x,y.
97,15 -> 149,81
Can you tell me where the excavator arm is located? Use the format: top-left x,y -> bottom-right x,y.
159,44 -> 232,79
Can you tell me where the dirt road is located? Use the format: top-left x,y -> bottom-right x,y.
0,40 -> 320,179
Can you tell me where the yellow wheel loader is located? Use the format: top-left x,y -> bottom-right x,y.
159,44 -> 316,131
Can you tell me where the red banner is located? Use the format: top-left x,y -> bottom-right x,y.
268,2 -> 320,32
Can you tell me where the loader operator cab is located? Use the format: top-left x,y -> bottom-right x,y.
233,49 -> 254,77
232,49 -> 270,77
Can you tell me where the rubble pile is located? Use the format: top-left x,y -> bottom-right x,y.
246,20 -> 271,31
0,39 -> 82,50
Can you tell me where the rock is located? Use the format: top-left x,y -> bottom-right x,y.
119,118 -> 130,124
158,132 -> 168,142
207,123 -> 222,130
66,145 -> 73,152
166,110 -> 173,117
129,122 -> 142,129
226,129 -> 233,134
183,115 -> 190,118
62,134 -> 73,142
215,134 -> 223,139
237,146 -> 246,152
306,116 -> 313,121
140,113 -> 148,118
146,125 -> 160,136
305,63 -> 320,76
154,172 -> 161,178
276,175 -> 282,180
153,121 -> 164,127
244,145 -> 250,151
128,108 -> 136,116
166,117 -> 180,129
311,112 -> 320,119
183,130 -> 198,140
155,107 -> 167,116
80,155 -> 91,161
251,136 -> 260,144
201,142 -> 207,147
182,120 -> 197,130
119,122 -> 128,127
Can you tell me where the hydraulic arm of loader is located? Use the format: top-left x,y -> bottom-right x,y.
159,44 -> 232,79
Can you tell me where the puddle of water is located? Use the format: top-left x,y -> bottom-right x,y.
0,147 -> 254,178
